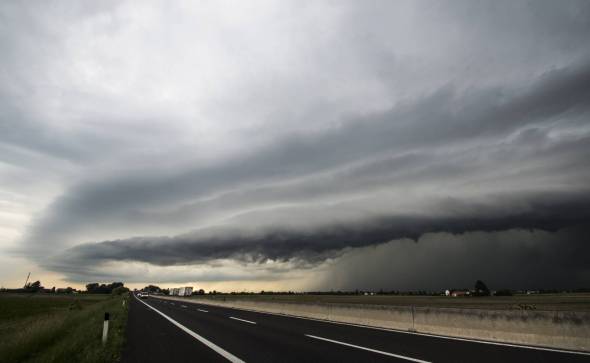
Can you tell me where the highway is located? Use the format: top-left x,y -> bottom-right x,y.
122,294 -> 590,363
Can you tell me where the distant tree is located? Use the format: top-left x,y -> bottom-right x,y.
110,282 -> 124,289
86,282 -> 125,294
143,285 -> 161,293
162,288 -> 170,295
475,280 -> 491,296
51,287 -> 56,293
25,280 -> 43,292
112,286 -> 129,295
198,289 -> 205,295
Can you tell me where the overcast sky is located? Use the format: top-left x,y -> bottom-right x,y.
1,1 -> 589,291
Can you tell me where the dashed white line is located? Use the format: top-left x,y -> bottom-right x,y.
198,309 -> 209,313
305,334 -> 430,363
134,295 -> 244,363
229,316 -> 257,325
181,305 -> 188,308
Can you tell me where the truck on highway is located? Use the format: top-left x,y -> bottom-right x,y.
178,287 -> 193,296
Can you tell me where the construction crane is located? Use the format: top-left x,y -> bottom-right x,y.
24,272 -> 31,288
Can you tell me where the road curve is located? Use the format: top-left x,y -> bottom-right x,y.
122,294 -> 590,363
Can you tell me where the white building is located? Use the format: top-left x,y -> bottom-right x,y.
178,286 -> 193,296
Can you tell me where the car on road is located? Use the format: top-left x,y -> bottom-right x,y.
138,292 -> 149,299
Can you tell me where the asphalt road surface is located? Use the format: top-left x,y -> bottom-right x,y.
122,294 -> 590,363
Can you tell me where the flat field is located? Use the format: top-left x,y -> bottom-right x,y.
0,293 -> 128,363
189,293 -> 590,311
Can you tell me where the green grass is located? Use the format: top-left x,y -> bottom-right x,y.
188,293 -> 590,311
0,293 -> 129,363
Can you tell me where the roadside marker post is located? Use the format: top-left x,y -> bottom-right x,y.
102,312 -> 110,345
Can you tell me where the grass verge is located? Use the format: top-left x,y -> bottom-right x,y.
0,293 -> 129,363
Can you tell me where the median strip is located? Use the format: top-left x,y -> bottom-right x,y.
134,296 -> 245,363
229,317 -> 256,325
305,334 -> 430,363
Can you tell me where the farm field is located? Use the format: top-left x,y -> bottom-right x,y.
0,293 -> 128,363
188,293 -> 590,311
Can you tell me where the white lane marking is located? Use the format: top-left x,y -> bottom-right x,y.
156,298 -> 590,357
198,309 -> 209,313
403,330 -> 590,356
306,334 -> 430,363
134,295 -> 245,363
229,316 -> 256,325
181,305 -> 188,308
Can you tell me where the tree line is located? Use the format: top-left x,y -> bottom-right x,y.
85,282 -> 129,295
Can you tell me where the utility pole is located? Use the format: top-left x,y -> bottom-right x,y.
24,272 -> 31,288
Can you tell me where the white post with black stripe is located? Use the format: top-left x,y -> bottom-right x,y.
102,312 -> 110,345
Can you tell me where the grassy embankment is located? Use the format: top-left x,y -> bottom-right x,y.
187,293 -> 590,311
0,293 -> 129,363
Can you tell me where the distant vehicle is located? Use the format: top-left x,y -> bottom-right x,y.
138,292 -> 149,299
178,287 -> 193,296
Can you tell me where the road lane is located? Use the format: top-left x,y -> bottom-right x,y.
154,297 -> 590,362
135,297 -> 245,362
122,296 -> 227,363
125,295 -> 590,363
139,296 -> 424,362
305,334 -> 430,363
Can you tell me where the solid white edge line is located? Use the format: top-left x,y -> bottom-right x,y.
151,297 -> 590,357
134,295 -> 245,363
229,316 -> 257,325
306,334 -> 430,363
198,309 -> 209,313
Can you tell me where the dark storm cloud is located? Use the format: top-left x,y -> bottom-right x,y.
314,226 -> 590,291
23,60 -> 590,258
49,190 -> 590,275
